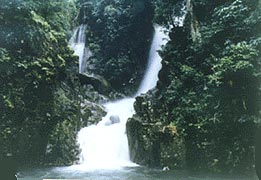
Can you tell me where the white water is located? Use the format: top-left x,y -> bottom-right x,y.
69,25 -> 92,73
77,98 -> 136,170
136,25 -> 169,96
75,26 -> 168,171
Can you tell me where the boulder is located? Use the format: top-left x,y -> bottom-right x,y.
109,115 -> 120,124
103,115 -> 120,126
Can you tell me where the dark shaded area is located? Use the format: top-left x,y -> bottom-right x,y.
256,126 -> 261,179
78,73 -> 111,95
0,155 -> 17,180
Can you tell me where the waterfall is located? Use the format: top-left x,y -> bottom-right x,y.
136,25 -> 169,96
75,26 -> 168,170
69,25 -> 92,74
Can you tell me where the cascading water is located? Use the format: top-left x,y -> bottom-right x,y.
75,25 -> 168,170
77,98 -> 136,170
69,25 -> 92,73
136,26 -> 169,96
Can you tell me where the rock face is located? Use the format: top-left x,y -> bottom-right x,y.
126,94 -> 185,169
79,73 -> 111,95
44,83 -> 107,166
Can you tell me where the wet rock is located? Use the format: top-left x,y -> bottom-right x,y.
103,115 -> 120,126
110,115 -> 120,124
78,73 -> 111,95
126,115 -> 186,169
162,166 -> 170,171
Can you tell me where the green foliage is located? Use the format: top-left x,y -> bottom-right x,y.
152,0 -> 186,27
200,0 -> 260,45
47,120 -> 78,165
77,0 -> 154,94
213,0 -> 249,26
0,0 -> 80,166
210,42 -> 259,87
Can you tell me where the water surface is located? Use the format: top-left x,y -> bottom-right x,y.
18,166 -> 258,180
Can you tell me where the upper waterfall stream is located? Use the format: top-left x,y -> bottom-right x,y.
69,25 -> 92,74
73,25 -> 168,170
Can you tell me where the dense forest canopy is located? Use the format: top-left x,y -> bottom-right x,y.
0,0 -> 260,175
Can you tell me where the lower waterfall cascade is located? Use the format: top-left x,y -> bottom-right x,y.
75,25 -> 169,170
